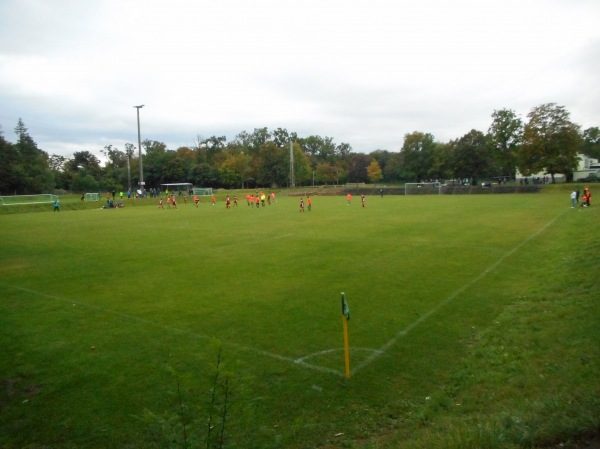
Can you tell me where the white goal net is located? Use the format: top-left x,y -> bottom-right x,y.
404,182 -> 442,195
192,188 -> 213,196
0,194 -> 58,206
85,193 -> 101,201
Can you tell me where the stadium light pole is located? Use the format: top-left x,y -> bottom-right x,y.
134,105 -> 145,194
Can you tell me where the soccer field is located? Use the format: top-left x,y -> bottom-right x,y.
1,192 -> 598,448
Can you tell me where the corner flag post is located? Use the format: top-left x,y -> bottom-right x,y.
341,292 -> 351,378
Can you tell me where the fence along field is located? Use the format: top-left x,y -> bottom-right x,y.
0,191 -> 598,448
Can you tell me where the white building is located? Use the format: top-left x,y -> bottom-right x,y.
516,154 -> 599,183
573,154 -> 600,181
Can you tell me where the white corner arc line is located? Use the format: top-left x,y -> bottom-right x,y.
0,283 -> 343,377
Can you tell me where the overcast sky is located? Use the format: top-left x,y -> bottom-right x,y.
1,0 -> 599,161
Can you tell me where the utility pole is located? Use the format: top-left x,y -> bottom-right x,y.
290,141 -> 295,188
134,105 -> 145,194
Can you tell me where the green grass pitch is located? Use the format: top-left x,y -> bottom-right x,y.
1,190 -> 598,448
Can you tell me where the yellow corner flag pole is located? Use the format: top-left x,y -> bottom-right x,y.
341,292 -> 351,378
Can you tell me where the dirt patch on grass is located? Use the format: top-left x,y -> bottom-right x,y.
2,376 -> 44,409
546,430 -> 600,449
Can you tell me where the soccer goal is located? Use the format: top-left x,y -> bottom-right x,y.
404,182 -> 442,195
0,194 -> 58,206
85,193 -> 101,201
192,187 -> 213,196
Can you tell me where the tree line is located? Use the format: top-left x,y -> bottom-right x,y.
1,103 -> 599,195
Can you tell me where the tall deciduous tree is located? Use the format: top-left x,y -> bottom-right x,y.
254,141 -> 287,187
448,130 -> 495,183
346,153 -> 371,183
315,162 -> 338,185
488,108 -> 522,178
335,142 -> 352,161
367,160 -> 383,183
62,150 -> 102,192
191,163 -> 220,187
519,103 -> 581,182
65,151 -> 102,177
430,142 -> 452,181
300,135 -> 325,163
399,132 -> 436,182
287,142 -> 311,186
370,150 -> 392,174
382,152 -> 402,182
581,127 -> 600,159
142,140 -> 168,186
272,128 -> 297,148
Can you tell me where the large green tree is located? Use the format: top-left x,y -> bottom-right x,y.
64,150 -> 102,192
288,142 -> 311,186
191,163 -> 220,187
369,150 -> 392,175
581,127 -> 600,159
0,126 -> 20,194
300,135 -> 337,165
272,128 -> 298,148
430,142 -> 452,181
488,108 -> 523,178
382,152 -> 402,182
254,141 -> 288,187
335,142 -> 352,161
448,130 -> 495,183
314,162 -> 340,185
399,132 -> 436,181
100,145 -> 129,190
8,119 -> 55,194
141,140 -> 168,187
346,153 -> 371,183
518,103 -> 581,182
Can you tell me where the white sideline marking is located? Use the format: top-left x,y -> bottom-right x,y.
2,284 -> 342,376
351,210 -> 565,375
2,211 -> 563,378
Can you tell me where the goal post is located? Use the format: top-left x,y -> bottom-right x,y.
0,194 -> 58,206
85,193 -> 101,201
192,187 -> 213,196
404,182 -> 442,195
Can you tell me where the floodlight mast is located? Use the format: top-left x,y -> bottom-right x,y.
290,141 -> 295,188
134,105 -> 145,194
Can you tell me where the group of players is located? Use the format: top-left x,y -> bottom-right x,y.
157,190 -> 370,212
158,191 -> 278,210
571,186 -> 592,207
